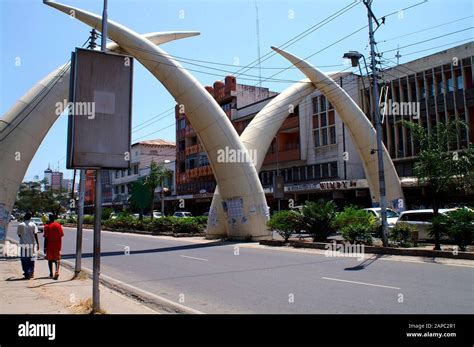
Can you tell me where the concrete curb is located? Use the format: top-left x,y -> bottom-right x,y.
4,237 -> 203,314
62,223 -> 205,238
60,259 -> 204,314
259,240 -> 474,260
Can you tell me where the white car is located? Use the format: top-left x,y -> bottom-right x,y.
396,208 -> 457,241
173,211 -> 192,218
30,217 -> 44,232
364,207 -> 399,228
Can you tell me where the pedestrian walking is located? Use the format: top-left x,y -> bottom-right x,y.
43,214 -> 64,280
16,212 -> 39,279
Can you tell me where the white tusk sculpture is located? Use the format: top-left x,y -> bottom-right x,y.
207,78 -> 316,238
271,46 -> 404,206
43,1 -> 271,240
0,31 -> 200,241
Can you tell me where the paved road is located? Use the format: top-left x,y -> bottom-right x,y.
7,223 -> 474,313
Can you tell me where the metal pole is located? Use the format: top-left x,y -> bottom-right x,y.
92,169 -> 102,312
101,0 -> 108,50
161,184 -> 165,216
75,169 -> 85,274
92,0 -> 108,313
365,0 -> 388,246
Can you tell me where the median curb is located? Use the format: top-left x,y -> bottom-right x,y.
259,240 -> 474,260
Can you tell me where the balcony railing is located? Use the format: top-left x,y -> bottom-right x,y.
185,144 -> 202,156
263,148 -> 300,165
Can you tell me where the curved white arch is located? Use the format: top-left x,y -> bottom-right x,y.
44,1 -> 271,240
271,46 -> 404,205
207,79 -> 316,237
0,31 -> 199,241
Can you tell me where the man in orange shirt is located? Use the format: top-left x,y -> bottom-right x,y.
43,214 -> 64,280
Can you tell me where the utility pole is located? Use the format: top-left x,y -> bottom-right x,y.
363,0 -> 389,247
92,0 -> 108,313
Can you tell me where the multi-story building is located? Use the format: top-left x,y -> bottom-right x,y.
254,72 -> 369,210
175,75 -> 277,214
43,165 -> 65,191
358,41 -> 474,207
110,139 -> 176,213
177,42 -> 474,214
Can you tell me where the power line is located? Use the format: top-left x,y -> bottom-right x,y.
379,15 -> 474,44
381,27 -> 474,54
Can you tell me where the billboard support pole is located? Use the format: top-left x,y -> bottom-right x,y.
92,0 -> 108,314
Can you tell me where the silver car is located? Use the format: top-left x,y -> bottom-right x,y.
173,211 -> 192,218
396,208 -> 457,241
30,217 -> 44,232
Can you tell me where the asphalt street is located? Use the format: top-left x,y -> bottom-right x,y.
7,222 -> 474,314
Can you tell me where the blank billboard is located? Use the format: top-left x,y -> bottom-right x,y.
67,48 -> 133,169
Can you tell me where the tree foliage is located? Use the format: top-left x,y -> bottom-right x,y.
402,120 -> 474,249
144,160 -> 172,219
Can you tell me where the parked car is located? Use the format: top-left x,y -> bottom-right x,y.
395,208 -> 457,241
30,217 -> 44,232
152,211 -> 163,218
173,211 -> 192,218
363,207 -> 399,228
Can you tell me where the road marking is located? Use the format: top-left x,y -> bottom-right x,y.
180,255 -> 208,262
322,277 -> 400,290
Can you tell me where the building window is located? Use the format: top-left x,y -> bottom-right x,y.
127,168 -> 131,176
149,150 -> 158,155
115,171 -> 119,179
133,165 -> 138,175
314,109 -> 336,148
312,97 -> 318,114
447,77 -> 454,92
456,75 -> 463,90
321,163 -> 329,178
120,185 -> 125,194
178,118 -> 186,130
330,162 -> 338,177
320,95 -> 326,112
314,164 -> 321,179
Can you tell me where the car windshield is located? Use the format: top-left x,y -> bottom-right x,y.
31,218 -> 41,223
386,210 -> 399,218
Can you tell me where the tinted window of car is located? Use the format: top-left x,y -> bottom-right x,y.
406,212 -> 433,222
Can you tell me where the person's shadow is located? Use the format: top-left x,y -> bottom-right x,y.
5,276 -> 28,281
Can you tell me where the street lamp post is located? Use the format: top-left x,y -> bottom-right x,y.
162,160 -> 171,216
343,48 -> 389,246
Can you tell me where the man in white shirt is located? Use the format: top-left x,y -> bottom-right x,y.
17,212 -> 39,279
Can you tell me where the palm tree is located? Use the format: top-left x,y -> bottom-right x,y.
144,160 -> 172,219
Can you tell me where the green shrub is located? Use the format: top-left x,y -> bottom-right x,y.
444,208 -> 474,251
102,207 -> 113,221
171,217 -> 203,234
390,222 -> 418,247
333,206 -> 376,245
267,210 -> 303,242
83,215 -> 94,225
301,200 -> 336,242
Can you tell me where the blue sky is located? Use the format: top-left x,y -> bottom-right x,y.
1,0 -> 473,180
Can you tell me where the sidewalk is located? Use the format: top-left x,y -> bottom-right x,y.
0,256 -> 158,314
